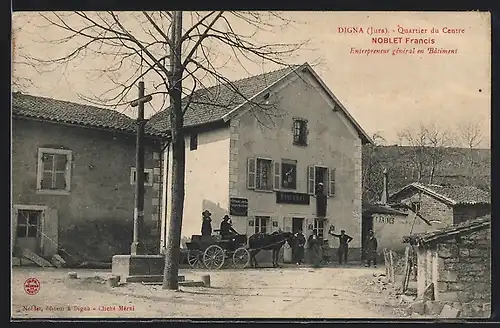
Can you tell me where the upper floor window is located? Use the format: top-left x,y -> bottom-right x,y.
190,133 -> 198,151
410,201 -> 421,213
130,167 -> 154,186
281,159 -> 297,190
36,148 -> 72,195
247,157 -> 274,191
307,166 -> 336,197
293,118 -> 308,146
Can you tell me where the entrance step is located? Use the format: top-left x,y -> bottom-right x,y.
21,249 -> 54,267
179,280 -> 205,287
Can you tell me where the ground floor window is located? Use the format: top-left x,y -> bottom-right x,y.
313,218 -> 325,239
17,210 -> 42,238
255,216 -> 270,234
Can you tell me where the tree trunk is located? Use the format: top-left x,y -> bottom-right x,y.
162,10 -> 184,290
428,165 -> 435,185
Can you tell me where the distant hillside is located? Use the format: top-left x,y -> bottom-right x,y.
362,145 -> 490,203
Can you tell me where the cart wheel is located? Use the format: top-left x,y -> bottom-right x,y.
232,247 -> 250,269
187,250 -> 201,268
203,245 -> 225,270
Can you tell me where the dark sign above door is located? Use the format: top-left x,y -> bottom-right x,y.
230,197 -> 248,216
276,191 -> 310,205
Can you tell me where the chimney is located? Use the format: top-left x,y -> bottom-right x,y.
380,168 -> 389,204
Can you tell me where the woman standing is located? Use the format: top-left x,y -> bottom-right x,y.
308,231 -> 322,268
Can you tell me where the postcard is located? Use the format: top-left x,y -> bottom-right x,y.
11,11 -> 491,320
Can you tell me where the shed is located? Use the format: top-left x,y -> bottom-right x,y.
402,215 -> 491,317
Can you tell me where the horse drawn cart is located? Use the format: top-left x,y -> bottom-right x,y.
185,230 -> 250,270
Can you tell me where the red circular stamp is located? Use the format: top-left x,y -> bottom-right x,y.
24,278 -> 41,295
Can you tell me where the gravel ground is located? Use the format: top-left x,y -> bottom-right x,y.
12,265 -> 409,319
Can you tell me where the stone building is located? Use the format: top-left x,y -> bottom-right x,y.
149,63 -> 373,263
402,215 -> 491,318
389,182 -> 490,227
12,93 -> 165,264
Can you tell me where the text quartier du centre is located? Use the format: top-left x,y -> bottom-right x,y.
338,25 -> 465,55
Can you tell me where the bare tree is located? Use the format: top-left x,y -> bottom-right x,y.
362,132 -> 387,203
25,11 -> 309,289
397,122 -> 453,184
12,26 -> 35,92
456,119 -> 483,180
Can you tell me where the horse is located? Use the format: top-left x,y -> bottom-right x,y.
248,231 -> 294,268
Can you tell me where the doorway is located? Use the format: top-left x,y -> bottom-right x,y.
15,209 -> 43,256
291,218 -> 304,262
361,214 -> 374,261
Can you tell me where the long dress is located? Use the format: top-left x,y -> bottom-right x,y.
308,237 -> 322,268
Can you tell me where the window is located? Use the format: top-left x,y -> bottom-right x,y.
307,166 -> 337,197
255,158 -> 273,191
410,201 -> 421,213
313,218 -> 325,239
255,216 -> 270,234
190,133 -> 198,151
293,118 -> 308,146
36,148 -> 72,195
16,210 -> 42,238
281,160 -> 297,189
130,167 -> 154,186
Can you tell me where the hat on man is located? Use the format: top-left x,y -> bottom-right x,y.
223,214 -> 230,220
202,210 -> 212,216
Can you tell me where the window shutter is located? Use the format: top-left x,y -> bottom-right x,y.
329,168 -> 336,197
304,124 -> 309,144
247,157 -> 256,189
307,166 -> 315,195
273,161 -> 280,191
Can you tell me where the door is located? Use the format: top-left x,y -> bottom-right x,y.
361,214 -> 374,260
15,210 -> 43,256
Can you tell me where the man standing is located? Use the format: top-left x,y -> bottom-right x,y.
292,230 -> 306,265
365,230 -> 378,268
201,210 -> 212,237
328,228 -> 353,265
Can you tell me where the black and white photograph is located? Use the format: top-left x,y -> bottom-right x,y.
11,10 -> 491,319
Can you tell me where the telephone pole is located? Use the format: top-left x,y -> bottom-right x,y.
130,81 -> 152,255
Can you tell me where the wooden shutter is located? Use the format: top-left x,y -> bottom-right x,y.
247,157 -> 256,189
42,208 -> 59,257
12,207 -> 18,255
273,161 -> 280,191
329,168 -> 336,197
307,166 -> 315,195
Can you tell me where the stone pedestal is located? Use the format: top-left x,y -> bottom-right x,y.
112,254 -> 164,282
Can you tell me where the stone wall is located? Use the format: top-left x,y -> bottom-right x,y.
453,204 -> 491,225
395,192 -> 454,227
432,226 -> 491,317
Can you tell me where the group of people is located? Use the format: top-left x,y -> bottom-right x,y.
200,208 -> 379,268
289,227 -> 379,268
201,210 -> 239,240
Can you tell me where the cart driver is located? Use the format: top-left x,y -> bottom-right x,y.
220,215 -> 239,240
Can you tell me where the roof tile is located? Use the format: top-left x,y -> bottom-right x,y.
146,65 -> 298,132
12,93 -> 164,137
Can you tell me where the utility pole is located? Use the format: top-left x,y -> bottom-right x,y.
130,81 -> 152,255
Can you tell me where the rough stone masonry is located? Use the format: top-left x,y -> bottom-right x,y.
431,226 -> 491,317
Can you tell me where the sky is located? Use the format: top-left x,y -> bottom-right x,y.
12,11 -> 491,148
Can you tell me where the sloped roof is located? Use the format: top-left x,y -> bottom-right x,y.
402,215 -> 491,246
363,203 -> 409,216
147,63 -> 373,144
389,182 -> 490,206
12,93 -> 164,137
146,65 -> 297,132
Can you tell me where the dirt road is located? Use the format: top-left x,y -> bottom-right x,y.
12,266 -> 407,319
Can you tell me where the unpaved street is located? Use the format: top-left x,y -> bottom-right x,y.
12,266 -> 407,319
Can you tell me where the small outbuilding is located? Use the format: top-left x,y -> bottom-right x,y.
402,215 -> 491,318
